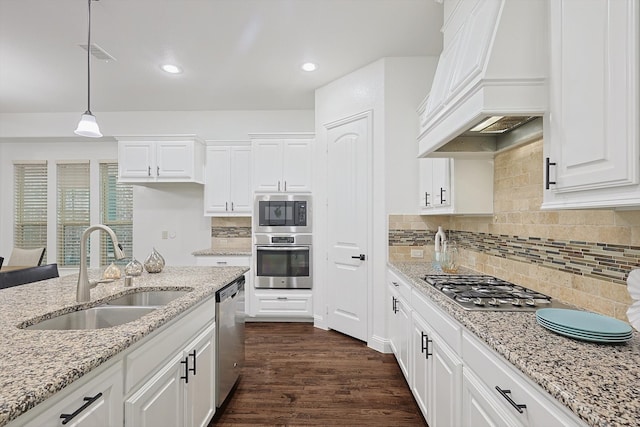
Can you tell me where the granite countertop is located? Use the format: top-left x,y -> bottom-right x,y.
389,261 -> 640,427
192,248 -> 252,256
0,266 -> 248,426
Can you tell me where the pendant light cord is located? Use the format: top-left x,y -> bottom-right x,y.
86,0 -> 92,115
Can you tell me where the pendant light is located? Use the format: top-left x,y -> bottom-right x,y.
74,0 -> 102,138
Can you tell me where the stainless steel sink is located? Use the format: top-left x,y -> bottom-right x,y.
104,290 -> 190,307
25,306 -> 156,330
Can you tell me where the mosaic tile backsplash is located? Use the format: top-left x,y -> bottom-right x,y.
210,217 -> 251,251
389,228 -> 640,285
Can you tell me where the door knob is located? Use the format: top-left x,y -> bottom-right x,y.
351,254 -> 366,261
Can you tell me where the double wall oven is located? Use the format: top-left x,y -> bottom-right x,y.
253,195 -> 312,289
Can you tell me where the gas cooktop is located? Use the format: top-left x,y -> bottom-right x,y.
423,274 -> 569,312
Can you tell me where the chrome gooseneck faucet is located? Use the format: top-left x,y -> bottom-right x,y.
77,224 -> 126,302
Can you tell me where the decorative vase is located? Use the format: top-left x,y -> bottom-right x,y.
102,262 -> 122,280
124,258 -> 144,276
144,247 -> 165,273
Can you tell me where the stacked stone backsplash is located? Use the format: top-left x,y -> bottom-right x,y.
389,139 -> 640,321
211,217 -> 252,251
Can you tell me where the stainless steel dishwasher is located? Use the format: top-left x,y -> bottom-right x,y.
215,275 -> 245,407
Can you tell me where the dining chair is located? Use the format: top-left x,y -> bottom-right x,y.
0,257 -> 4,269
0,263 -> 59,289
7,247 -> 45,267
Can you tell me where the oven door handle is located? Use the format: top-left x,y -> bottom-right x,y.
256,246 -> 309,251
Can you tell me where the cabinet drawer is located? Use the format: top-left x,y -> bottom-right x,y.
194,255 -> 251,267
254,290 -> 312,317
462,331 -> 585,427
387,269 -> 412,301
12,361 -> 123,427
412,289 -> 462,354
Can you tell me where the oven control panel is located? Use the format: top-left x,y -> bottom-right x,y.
271,236 -> 295,244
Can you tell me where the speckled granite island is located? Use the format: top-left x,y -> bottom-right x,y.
0,266 -> 248,426
389,261 -> 640,427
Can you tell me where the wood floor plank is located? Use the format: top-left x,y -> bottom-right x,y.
210,322 -> 428,426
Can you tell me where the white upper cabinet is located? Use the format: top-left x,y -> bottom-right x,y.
251,133 -> 313,193
419,156 -> 493,215
204,143 -> 252,216
117,135 -> 205,184
543,0 -> 639,209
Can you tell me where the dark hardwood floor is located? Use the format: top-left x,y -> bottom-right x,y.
209,322 -> 427,426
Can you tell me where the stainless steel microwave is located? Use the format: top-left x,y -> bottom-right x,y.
253,195 -> 311,233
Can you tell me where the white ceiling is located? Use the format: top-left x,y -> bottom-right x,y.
0,0 -> 443,114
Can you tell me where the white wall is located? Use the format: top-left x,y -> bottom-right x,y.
0,110 -> 314,267
314,57 -> 435,352
384,57 -> 438,214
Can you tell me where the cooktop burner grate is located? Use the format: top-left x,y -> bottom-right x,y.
423,274 -> 566,311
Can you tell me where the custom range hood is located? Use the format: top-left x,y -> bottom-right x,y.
418,0 -> 547,157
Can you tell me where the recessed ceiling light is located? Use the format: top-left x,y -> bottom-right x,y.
161,64 -> 182,74
301,62 -> 318,72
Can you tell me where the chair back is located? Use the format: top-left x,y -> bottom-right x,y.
0,257 -> 4,269
0,264 -> 59,289
7,247 -> 45,267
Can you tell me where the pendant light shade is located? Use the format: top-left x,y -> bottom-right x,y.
75,112 -> 102,137
75,0 -> 102,138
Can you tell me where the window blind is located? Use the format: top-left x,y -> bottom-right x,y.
13,162 -> 48,256
99,162 -> 133,265
57,163 -> 90,266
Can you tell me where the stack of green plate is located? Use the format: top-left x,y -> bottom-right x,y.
536,308 -> 633,343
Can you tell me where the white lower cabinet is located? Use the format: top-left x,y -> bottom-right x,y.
386,267 -> 587,427
125,323 -> 216,427
250,289 -> 313,319
410,292 -> 462,427
388,281 -> 411,378
15,361 -> 123,427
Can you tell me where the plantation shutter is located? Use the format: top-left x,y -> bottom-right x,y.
99,162 -> 133,265
13,162 -> 48,256
57,162 -> 90,266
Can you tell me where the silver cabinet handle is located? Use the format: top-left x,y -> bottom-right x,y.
277,296 -> 288,300
147,166 -> 151,177
157,165 -> 160,176
278,181 -> 281,192
216,261 -> 228,265
392,281 -> 399,287
231,202 -> 234,211
225,202 -> 228,211
284,181 -> 287,191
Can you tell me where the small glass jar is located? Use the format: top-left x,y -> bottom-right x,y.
441,241 -> 459,273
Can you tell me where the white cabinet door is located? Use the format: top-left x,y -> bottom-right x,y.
156,140 -> 195,180
281,139 -> 312,193
125,352 -> 186,427
204,146 -> 231,214
388,284 -> 410,379
119,141 -> 156,180
205,145 -> 252,215
544,0 -> 639,209
184,324 -> 216,427
252,138 -> 313,193
432,334 -> 463,427
431,158 -> 450,208
19,362 -> 123,427
229,146 -> 252,213
252,140 -> 283,193
411,312 -> 433,425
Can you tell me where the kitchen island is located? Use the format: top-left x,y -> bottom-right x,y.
389,261 -> 639,427
0,266 -> 248,426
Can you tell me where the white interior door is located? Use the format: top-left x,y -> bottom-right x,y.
326,112 -> 370,342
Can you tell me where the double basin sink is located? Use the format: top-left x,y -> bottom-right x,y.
25,290 -> 190,331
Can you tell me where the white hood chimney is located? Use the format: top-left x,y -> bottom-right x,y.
418,0 -> 547,157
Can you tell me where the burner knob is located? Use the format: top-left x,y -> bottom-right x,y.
511,299 -> 523,307
488,298 -> 500,307
473,298 -> 485,306
525,298 -> 536,307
